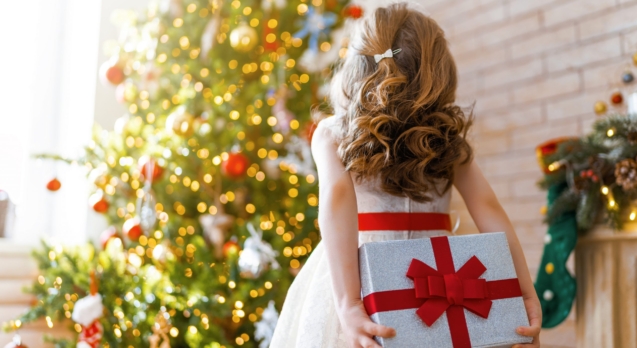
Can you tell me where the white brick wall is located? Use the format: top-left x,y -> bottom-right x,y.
400,0 -> 637,345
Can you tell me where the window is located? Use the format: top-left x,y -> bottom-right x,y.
0,0 -> 101,244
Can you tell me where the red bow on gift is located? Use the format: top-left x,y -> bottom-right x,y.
363,236 -> 523,348
407,255 -> 494,326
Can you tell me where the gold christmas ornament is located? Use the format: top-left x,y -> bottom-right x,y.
593,101 -> 607,115
229,22 -> 258,52
166,106 -> 195,136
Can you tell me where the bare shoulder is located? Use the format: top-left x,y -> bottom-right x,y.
311,116 -> 340,149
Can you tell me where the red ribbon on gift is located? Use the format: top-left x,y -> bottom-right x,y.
363,236 -> 523,348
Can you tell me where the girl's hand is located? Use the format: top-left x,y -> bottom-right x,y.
513,295 -> 542,348
338,299 -> 396,348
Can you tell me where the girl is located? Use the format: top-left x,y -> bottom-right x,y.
270,3 -> 541,348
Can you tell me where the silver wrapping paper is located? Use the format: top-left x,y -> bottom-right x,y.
359,232 -> 533,348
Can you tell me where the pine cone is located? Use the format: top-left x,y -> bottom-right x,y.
615,159 -> 637,190
628,131 -> 637,145
573,175 -> 589,191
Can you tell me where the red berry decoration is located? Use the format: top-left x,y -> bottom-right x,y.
138,156 -> 164,183
99,61 -> 125,85
123,217 -> 143,241
222,240 -> 241,258
343,4 -> 364,19
222,152 -> 250,179
46,178 -> 61,191
611,92 -> 623,105
100,226 -> 120,249
89,190 -> 109,213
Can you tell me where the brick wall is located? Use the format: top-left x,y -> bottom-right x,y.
418,0 -> 637,261
400,0 -> 637,346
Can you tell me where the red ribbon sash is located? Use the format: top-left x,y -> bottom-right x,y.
362,236 -> 522,348
358,212 -> 452,232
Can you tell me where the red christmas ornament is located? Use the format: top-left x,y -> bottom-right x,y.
343,5 -> 364,19
89,190 -> 109,213
305,122 -> 317,144
137,156 -> 164,183
123,217 -> 143,241
99,61 -> 125,85
222,152 -> 250,179
100,226 -> 120,249
611,92 -> 623,105
263,18 -> 279,52
46,178 -> 61,191
222,240 -> 241,257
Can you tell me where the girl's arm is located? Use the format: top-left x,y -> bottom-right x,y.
453,159 -> 541,348
311,120 -> 395,348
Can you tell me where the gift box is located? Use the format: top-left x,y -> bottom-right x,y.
359,232 -> 533,348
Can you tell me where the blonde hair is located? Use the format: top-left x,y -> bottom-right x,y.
318,2 -> 473,202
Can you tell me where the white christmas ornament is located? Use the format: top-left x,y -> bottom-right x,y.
140,63 -> 161,98
254,300 -> 279,348
261,0 -> 287,11
298,28 -> 347,73
137,160 -> 158,232
160,0 -> 183,18
238,224 -> 280,278
628,92 -> 637,117
201,17 -> 221,61
276,136 -> 317,177
272,87 -> 295,134
199,209 -> 235,259
72,294 -> 104,327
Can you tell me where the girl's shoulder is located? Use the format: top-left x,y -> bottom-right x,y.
314,115 -> 343,143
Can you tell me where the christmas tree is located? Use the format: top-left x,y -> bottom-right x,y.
533,54 -> 637,328
2,0 -> 364,346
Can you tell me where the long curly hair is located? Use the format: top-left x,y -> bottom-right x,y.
322,3 -> 473,202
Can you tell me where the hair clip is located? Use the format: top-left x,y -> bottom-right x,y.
374,48 -> 402,63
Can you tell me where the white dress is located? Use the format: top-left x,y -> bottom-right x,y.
270,173 -> 454,348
